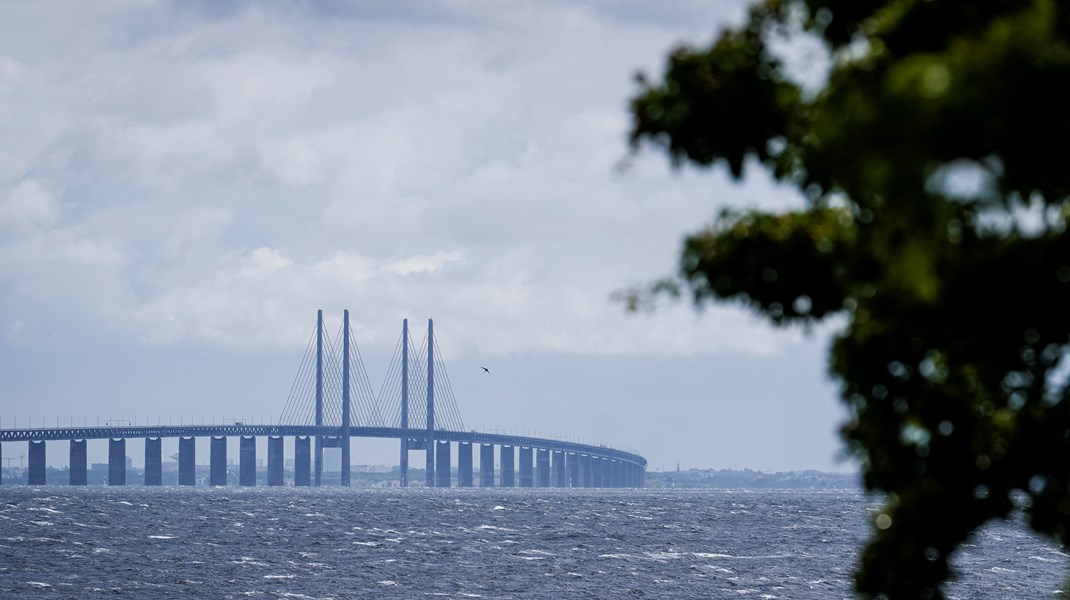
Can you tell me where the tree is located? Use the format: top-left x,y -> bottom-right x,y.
627,1 -> 1070,598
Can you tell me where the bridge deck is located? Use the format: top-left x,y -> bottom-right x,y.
0,425 -> 646,466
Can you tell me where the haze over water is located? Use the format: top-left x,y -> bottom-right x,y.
0,487 -> 1064,599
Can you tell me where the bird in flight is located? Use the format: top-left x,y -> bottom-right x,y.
481,366 -> 490,374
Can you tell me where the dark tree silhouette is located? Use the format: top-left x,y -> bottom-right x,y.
627,1 -> 1070,598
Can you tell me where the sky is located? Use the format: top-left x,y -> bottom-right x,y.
0,0 -> 852,474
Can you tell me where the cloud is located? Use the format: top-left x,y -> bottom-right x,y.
0,179 -> 59,231
0,0 -> 812,360
241,247 -> 293,280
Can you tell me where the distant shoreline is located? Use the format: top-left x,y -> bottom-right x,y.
645,468 -> 861,490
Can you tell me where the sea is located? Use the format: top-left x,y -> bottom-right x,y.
0,487 -> 1065,599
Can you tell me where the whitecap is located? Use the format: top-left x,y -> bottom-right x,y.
646,551 -> 686,560
148,535 -> 175,540
263,574 -> 296,580
26,582 -> 52,588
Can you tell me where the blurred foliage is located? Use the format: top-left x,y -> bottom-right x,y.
629,1 -> 1070,597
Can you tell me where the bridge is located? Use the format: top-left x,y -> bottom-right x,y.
0,311 -> 647,488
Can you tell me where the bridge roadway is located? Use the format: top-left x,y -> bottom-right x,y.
0,425 -> 647,488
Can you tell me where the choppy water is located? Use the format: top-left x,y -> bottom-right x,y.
0,487 -> 1065,599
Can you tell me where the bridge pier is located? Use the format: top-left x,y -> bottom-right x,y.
28,440 -> 46,484
425,443 -> 435,487
581,454 -> 592,488
567,452 -> 579,488
179,437 -> 195,485
435,441 -> 451,487
267,436 -> 284,486
458,442 -> 473,487
70,440 -> 87,485
145,437 -> 162,486
500,445 -> 515,487
399,439 -> 409,488
519,447 -> 534,488
294,436 -> 311,487
109,438 -> 126,486
536,448 -> 550,488
240,436 -> 256,486
480,444 -> 494,487
210,436 -> 227,486
592,457 -> 603,488
553,451 -> 566,487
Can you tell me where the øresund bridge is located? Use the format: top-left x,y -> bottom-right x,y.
0,311 -> 647,488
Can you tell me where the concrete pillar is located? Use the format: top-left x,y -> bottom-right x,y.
592,458 -> 604,488
641,466 -> 646,488
240,436 -> 256,486
536,449 -> 550,488
70,440 -> 87,486
519,447 -> 534,488
581,455 -> 592,488
0,442 -> 3,485
500,445 -> 515,487
341,310 -> 351,488
425,319 -> 436,488
480,444 -> 494,487
553,451 -> 566,488
399,439 -> 409,488
435,441 -> 451,488
144,438 -> 162,486
315,310 -> 324,488
399,319 -> 410,488
425,444 -> 436,487
179,437 -> 196,486
210,436 -> 227,486
267,436 -> 284,486
458,442 -> 473,487
567,452 -> 579,488
108,438 -> 126,486
28,440 -> 46,485
295,436 -> 311,487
